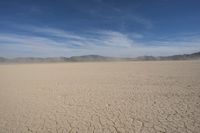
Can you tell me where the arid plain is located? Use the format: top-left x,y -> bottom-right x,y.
0,61 -> 200,133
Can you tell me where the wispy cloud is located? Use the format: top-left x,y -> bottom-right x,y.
30,27 -> 85,40
93,30 -> 134,48
0,25 -> 200,57
13,25 -> 135,48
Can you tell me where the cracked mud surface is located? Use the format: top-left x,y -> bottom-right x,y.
0,61 -> 200,133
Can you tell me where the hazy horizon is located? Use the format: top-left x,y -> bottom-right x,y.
1,0 -> 200,57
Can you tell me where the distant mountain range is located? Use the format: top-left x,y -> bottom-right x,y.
135,51 -> 200,61
0,51 -> 200,63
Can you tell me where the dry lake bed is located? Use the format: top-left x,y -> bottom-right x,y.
0,61 -> 200,133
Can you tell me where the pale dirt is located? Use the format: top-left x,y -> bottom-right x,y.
0,61 -> 200,133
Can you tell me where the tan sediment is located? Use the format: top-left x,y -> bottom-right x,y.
0,61 -> 200,133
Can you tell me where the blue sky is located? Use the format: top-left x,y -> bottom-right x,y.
0,0 -> 200,57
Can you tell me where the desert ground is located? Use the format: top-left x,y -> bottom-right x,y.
0,61 -> 200,133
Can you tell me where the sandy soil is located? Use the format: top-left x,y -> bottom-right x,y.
0,61 -> 200,133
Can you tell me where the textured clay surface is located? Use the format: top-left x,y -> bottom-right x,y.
0,61 -> 200,133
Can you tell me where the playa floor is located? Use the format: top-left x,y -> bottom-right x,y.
0,61 -> 200,133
